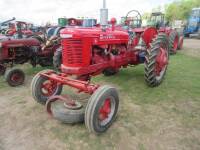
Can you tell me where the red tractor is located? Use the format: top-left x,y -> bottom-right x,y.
3,21 -> 33,38
147,12 -> 184,54
0,28 -> 62,86
31,1 -> 169,134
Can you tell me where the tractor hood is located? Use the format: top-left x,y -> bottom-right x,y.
60,27 -> 129,44
0,38 -> 40,48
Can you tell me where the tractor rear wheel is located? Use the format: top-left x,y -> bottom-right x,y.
169,31 -> 179,54
29,35 -> 45,44
39,59 -> 53,67
144,33 -> 169,87
85,85 -> 119,134
31,70 -> 63,105
178,35 -> 184,50
4,68 -> 25,87
49,100 -> 85,124
53,48 -> 62,70
103,68 -> 119,76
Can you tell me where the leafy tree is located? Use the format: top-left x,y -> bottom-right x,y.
165,0 -> 200,22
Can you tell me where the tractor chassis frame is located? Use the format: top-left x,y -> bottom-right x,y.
40,71 -> 100,95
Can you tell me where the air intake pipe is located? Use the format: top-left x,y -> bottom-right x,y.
100,0 -> 108,30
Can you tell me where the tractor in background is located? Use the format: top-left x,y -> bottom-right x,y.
184,8 -> 200,39
0,17 -> 16,34
0,27 -> 62,86
3,21 -> 33,38
146,12 -> 184,54
31,0 -> 170,134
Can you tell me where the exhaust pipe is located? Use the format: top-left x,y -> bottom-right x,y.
100,0 -> 108,30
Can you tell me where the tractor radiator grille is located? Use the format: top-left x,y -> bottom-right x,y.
62,39 -> 83,66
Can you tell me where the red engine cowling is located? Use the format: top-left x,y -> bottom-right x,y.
60,27 -> 129,75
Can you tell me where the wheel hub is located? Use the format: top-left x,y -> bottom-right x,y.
11,73 -> 23,83
41,80 -> 57,96
99,99 -> 111,121
155,47 -> 168,76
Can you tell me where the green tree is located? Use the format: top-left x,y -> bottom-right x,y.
165,0 -> 200,22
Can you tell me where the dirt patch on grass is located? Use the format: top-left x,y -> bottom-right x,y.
181,39 -> 200,58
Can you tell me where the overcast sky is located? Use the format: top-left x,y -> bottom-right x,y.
0,0 -> 174,25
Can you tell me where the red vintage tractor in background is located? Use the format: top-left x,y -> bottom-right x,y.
3,21 -> 33,38
31,0 -> 170,134
147,12 -> 184,54
0,27 -> 62,86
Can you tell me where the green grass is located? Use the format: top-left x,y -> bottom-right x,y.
92,52 -> 200,104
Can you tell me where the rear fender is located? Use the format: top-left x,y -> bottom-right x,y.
142,27 -> 158,48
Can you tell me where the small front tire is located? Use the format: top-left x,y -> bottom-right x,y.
31,70 -> 63,105
85,85 -> 119,134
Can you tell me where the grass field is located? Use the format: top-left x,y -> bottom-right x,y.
0,50 -> 200,150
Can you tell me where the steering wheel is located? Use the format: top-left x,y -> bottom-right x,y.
125,10 -> 142,28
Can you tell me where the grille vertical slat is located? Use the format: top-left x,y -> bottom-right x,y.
62,39 -> 83,65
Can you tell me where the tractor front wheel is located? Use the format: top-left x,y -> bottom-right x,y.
144,33 -> 169,87
85,85 -> 119,134
31,70 -> 63,105
4,68 -> 25,87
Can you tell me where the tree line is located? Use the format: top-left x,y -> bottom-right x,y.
165,0 -> 200,21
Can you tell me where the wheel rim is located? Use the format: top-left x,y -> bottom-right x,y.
40,80 -> 58,96
173,36 -> 179,52
98,96 -> 116,126
11,73 -> 23,83
155,45 -> 168,80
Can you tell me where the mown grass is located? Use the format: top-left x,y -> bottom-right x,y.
0,52 -> 200,150
93,52 -> 200,104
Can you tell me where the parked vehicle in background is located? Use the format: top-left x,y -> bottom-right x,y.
184,8 -> 200,39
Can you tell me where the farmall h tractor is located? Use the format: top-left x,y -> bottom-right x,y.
147,12 -> 184,54
31,0 -> 169,134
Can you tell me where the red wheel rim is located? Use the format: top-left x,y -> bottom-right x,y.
99,98 -> 111,124
41,80 -> 58,96
11,73 -> 23,83
173,36 -> 179,52
155,45 -> 168,77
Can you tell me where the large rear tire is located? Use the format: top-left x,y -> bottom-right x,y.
103,68 -> 118,76
31,70 -> 63,105
85,85 -> 119,134
169,31 -> 179,54
53,48 -> 62,70
144,33 -> 169,87
178,35 -> 184,50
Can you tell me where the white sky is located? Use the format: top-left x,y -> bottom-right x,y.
0,0 -> 174,25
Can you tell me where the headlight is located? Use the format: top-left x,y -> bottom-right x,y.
60,34 -> 73,38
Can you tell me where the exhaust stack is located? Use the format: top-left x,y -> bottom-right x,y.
100,0 -> 108,29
